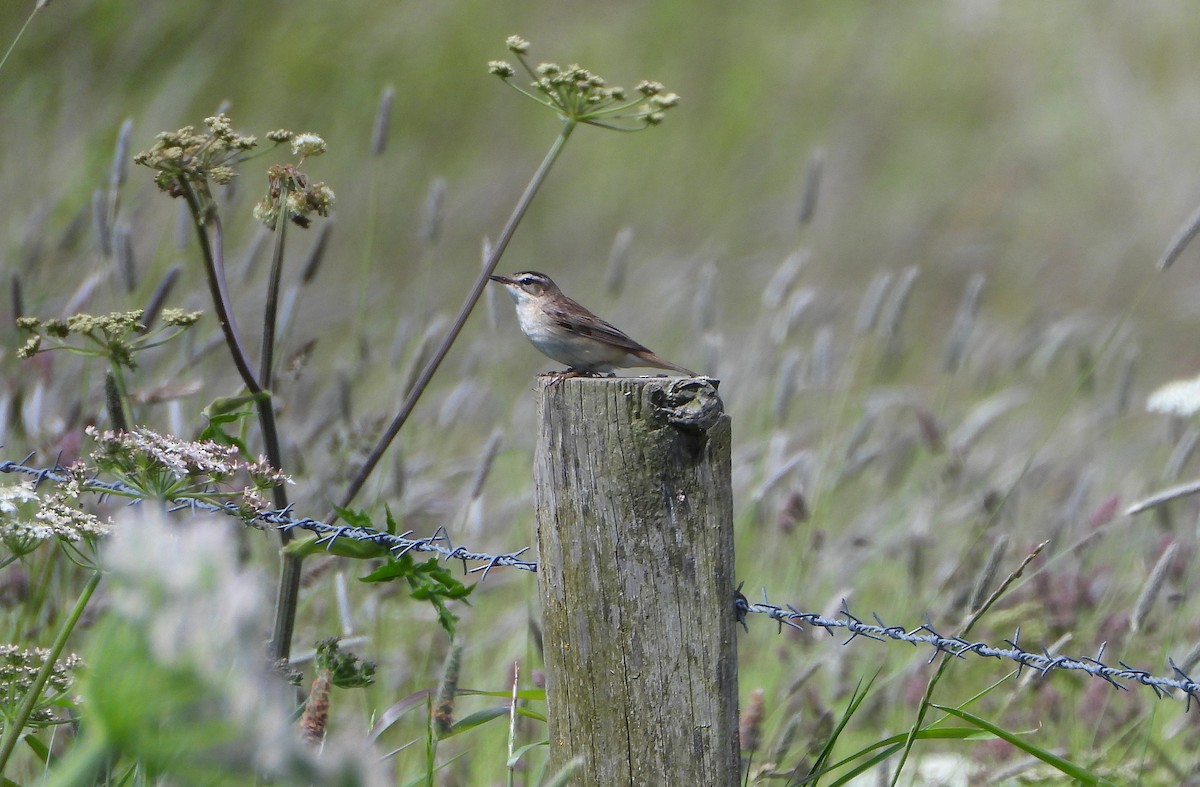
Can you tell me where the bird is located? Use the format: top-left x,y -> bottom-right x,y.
489,270 -> 696,377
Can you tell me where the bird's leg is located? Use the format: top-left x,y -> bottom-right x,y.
539,368 -> 603,386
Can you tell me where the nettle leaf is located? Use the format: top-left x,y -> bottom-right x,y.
283,532 -> 389,561
330,503 -> 376,530
314,637 -> 376,689
358,554 -> 417,583
199,399 -> 258,455
360,553 -> 475,637
410,561 -> 473,601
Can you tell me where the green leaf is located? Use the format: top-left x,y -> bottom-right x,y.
360,552 -> 417,583
430,599 -> 459,639
441,706 -> 509,738
369,689 -> 432,741
201,392 -> 265,419
507,739 -> 548,768
330,503 -> 376,530
433,699 -> 545,743
807,669 -> 880,782
398,751 -> 468,787
931,704 -> 1118,786
283,532 -> 389,561
314,638 -> 376,689
23,732 -> 52,766
539,756 -> 583,787
411,580 -> 472,601
799,728 -> 989,786
360,553 -> 475,638
458,687 -> 546,702
515,706 -> 547,723
198,399 -> 258,455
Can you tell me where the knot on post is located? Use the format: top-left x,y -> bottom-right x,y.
648,377 -> 723,433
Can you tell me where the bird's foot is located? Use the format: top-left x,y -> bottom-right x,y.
540,368 -> 603,386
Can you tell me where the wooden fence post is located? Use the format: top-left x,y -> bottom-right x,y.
534,376 -> 739,785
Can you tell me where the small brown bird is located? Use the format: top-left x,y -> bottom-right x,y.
489,271 -> 696,377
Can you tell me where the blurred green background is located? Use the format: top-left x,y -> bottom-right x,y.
8,0 -> 1200,344
8,2 -> 1200,336
5,0 -> 1200,781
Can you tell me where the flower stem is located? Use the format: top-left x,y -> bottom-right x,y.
334,119 -> 578,515
179,181 -> 263,394
0,571 -> 102,773
0,4 -> 41,78
261,183 -> 291,392
177,178 -> 297,660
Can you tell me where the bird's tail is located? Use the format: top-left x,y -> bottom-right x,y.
638,351 -> 696,377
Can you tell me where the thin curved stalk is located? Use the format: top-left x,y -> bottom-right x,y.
261,184 -> 290,392
0,571 -> 102,773
254,212 -> 298,660
0,3 -> 43,77
179,181 -> 263,394
264,397 -> 300,661
256,196 -> 302,662
887,543 -> 1046,786
334,119 -> 577,515
178,179 -> 297,660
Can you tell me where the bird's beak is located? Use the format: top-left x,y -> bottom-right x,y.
489,274 -> 514,285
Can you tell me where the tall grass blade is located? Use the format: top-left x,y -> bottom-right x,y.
932,704 -> 1117,786
1159,201 -> 1200,270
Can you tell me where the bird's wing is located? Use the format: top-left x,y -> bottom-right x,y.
546,296 -> 652,354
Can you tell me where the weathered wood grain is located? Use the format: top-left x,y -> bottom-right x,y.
534,376 -> 739,786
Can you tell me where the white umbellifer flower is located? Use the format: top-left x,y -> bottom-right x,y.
0,480 -> 110,552
1147,375 -> 1200,418
290,133 -> 327,158
0,481 -> 37,514
36,497 -> 112,541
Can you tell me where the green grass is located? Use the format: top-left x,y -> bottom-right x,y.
3,1 -> 1200,783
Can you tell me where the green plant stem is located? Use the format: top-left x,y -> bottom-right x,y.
264,401 -> 301,661
425,694 -> 437,787
261,185 -> 290,392
42,728 -> 109,787
259,196 -> 301,664
888,542 -> 1046,787
249,193 -> 299,661
177,178 -> 298,661
883,284 -> 1153,785
179,181 -> 263,393
0,571 -> 102,774
334,119 -> 577,516
0,3 -> 41,77
20,547 -> 59,640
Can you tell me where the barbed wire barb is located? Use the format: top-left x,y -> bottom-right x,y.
1169,659 -> 1198,711
8,458 -> 1200,710
1,459 -> 539,575
734,589 -> 1200,710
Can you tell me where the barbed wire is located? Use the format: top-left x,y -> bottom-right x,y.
6,457 -> 1200,707
0,459 -> 536,577
735,587 -> 1200,710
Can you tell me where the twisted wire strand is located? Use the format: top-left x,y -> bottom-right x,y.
0,459 -> 536,576
735,589 -> 1200,709
6,458 -> 1200,707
